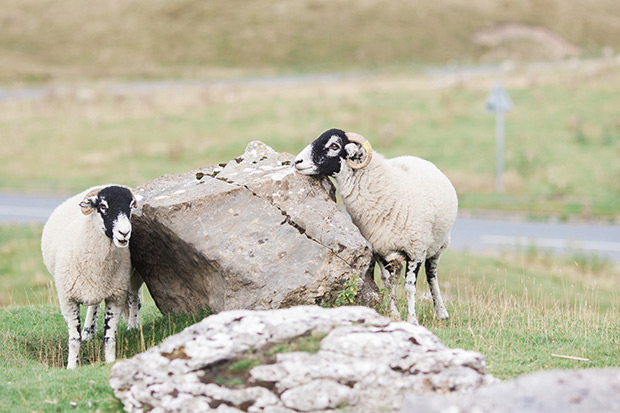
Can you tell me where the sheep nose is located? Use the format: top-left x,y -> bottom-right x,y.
295,159 -> 303,165
119,229 -> 130,237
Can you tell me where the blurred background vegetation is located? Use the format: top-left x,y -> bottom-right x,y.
1,3 -> 619,409
1,0 -> 619,221
1,0 -> 620,83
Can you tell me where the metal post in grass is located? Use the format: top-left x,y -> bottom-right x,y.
485,82 -> 512,193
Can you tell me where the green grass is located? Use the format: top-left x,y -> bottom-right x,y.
419,249 -> 620,379
0,225 -> 54,306
0,302 -> 211,412
2,1 -> 618,409
1,224 -> 618,411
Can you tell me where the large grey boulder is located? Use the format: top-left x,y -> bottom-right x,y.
400,368 -> 620,412
110,306 -> 495,412
130,141 -> 379,314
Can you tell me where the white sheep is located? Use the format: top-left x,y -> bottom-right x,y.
41,184 -> 142,369
294,128 -> 458,324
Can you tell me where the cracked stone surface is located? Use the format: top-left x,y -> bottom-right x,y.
130,141 -> 379,314
401,368 -> 620,413
110,306 -> 495,412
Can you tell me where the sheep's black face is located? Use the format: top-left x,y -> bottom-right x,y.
81,186 -> 137,248
294,128 -> 349,176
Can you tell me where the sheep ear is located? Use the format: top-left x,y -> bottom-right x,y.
131,198 -> 138,209
79,197 -> 97,215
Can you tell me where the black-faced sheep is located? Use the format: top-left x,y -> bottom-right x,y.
294,129 -> 458,324
41,185 -> 142,369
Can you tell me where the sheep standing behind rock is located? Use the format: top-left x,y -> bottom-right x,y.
41,185 -> 142,369
295,129 -> 458,324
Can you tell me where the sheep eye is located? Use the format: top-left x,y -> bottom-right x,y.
99,204 -> 108,213
329,143 -> 340,151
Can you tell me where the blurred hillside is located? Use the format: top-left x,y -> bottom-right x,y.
1,0 -> 620,84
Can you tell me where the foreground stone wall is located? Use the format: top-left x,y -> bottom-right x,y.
110,306 -> 495,412
401,367 -> 620,413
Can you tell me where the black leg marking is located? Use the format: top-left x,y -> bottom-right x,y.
425,259 -> 438,281
404,259 -> 423,324
405,261 -> 421,288
425,259 -> 438,306
425,255 -> 449,321
104,309 -> 113,343
62,301 -> 82,369
74,307 -> 81,336
103,302 -> 122,363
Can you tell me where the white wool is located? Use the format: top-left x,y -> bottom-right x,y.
334,153 -> 458,262
295,136 -> 458,325
42,186 -> 133,305
41,185 -> 140,369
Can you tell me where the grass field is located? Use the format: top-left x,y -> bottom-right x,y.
1,224 -> 618,410
1,1 -> 619,410
2,63 -> 620,219
1,0 -> 619,220
1,0 -> 620,84
0,302 -> 210,411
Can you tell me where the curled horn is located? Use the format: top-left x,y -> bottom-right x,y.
345,132 -> 373,170
84,188 -> 101,200
80,187 -> 102,215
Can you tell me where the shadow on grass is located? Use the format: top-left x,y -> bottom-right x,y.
2,303 -> 211,369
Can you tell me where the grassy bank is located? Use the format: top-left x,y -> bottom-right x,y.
2,0 -> 620,84
421,249 -> 619,378
1,224 -> 618,411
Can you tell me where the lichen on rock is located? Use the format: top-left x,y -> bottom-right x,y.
110,306 -> 495,412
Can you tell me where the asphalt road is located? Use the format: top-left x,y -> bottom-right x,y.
0,192 -> 69,224
2,192 -> 619,263
451,217 -> 620,262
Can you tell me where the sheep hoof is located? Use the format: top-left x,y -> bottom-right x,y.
436,310 -> 450,321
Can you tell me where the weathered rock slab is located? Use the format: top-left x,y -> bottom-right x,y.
401,368 -> 620,413
110,306 -> 495,412
130,141 -> 379,314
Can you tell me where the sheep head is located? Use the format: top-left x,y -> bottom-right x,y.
294,128 -> 374,176
79,185 -> 137,248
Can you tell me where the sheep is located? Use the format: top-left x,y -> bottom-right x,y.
41,184 -> 142,369
294,128 -> 458,324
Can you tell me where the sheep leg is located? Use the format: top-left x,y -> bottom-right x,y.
404,260 -> 422,325
127,286 -> 141,330
378,258 -> 403,320
81,303 -> 100,342
425,255 -> 449,320
127,271 -> 143,330
60,300 -> 81,369
103,300 -> 122,364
